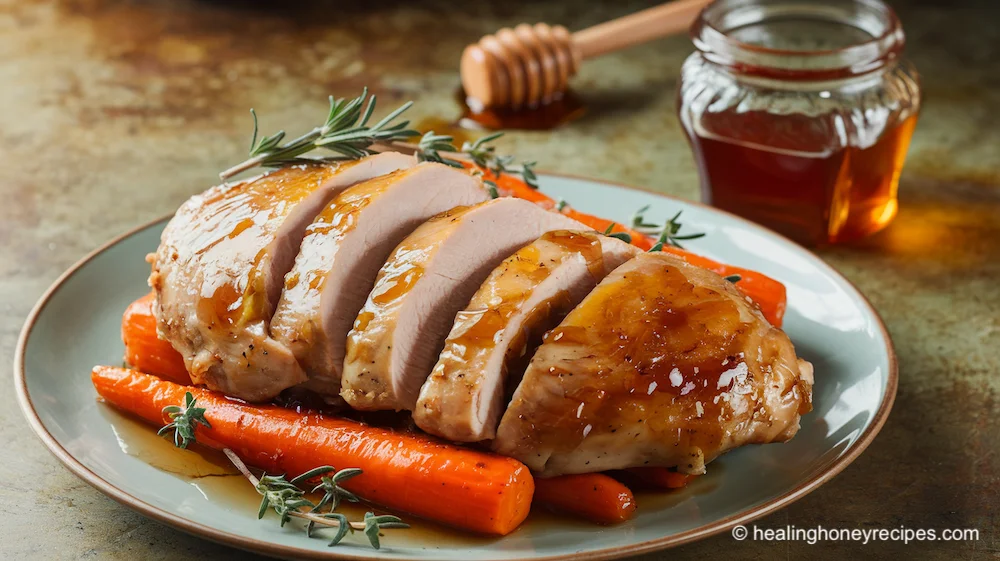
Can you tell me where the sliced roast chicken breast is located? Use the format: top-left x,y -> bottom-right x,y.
414,231 -> 639,442
341,198 -> 587,411
150,152 -> 416,401
492,251 -> 814,477
269,163 -> 489,400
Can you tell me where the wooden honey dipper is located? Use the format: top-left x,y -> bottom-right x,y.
461,0 -> 712,110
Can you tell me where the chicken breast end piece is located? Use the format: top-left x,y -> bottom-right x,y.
492,251 -> 814,476
151,153 -> 415,401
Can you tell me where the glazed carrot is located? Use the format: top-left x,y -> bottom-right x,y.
626,467 -> 697,489
468,164 -> 787,326
122,293 -> 191,384
91,366 -> 534,535
533,473 -> 637,525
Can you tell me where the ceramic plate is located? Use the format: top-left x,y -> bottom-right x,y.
15,173 -> 896,560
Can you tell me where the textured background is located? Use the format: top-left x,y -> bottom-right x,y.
1,0 -> 998,558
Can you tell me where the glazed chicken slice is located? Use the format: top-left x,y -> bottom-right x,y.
492,251 -> 814,477
150,153 -> 416,401
269,163 -> 489,400
342,198 -> 587,411
414,231 -> 639,442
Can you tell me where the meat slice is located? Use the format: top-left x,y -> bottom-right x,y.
492,251 -> 814,477
414,231 -> 639,442
342,198 -> 587,411
150,152 -> 416,401
269,163 -> 489,400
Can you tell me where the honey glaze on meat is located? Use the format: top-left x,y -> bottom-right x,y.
415,231 -> 638,443
151,164 -> 347,399
444,231 -> 604,353
492,252 -> 813,477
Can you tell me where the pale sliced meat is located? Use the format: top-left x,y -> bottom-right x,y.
342,198 -> 587,411
269,163 -> 489,400
492,251 -> 814,476
150,152 -> 416,401
413,231 -> 639,442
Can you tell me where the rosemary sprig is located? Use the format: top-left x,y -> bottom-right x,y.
222,448 -> 407,549
222,88 -> 539,193
157,392 -> 210,449
633,206 -> 706,251
220,88 -> 419,180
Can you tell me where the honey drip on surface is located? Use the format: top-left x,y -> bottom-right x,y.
97,404 -> 488,547
100,405 -> 239,479
413,88 -> 586,139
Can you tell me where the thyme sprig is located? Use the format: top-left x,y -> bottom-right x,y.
157,392 -> 210,449
416,130 -> 538,189
632,206 -> 706,251
222,448 -> 407,549
220,88 -> 419,180
156,393 -> 406,549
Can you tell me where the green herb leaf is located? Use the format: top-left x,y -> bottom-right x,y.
485,180 -> 500,199
255,473 -> 317,527
724,274 -> 742,283
417,131 -> 464,168
157,392 -> 210,449
311,467 -> 362,512
362,512 -> 407,549
323,513 -> 352,546
644,210 -> 706,251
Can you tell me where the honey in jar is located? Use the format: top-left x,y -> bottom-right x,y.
678,0 -> 921,245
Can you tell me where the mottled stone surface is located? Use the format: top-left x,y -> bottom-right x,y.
1,0 -> 997,559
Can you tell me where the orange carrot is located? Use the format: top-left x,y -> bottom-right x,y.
91,366 -> 534,535
122,293 -> 191,384
626,467 -> 697,489
468,164 -> 787,326
533,473 -> 637,525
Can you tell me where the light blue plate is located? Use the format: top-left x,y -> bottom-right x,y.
14,173 -> 896,560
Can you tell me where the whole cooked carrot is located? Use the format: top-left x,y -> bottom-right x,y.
469,165 -> 787,326
533,473 -> 636,525
91,366 -> 533,535
122,293 -> 191,384
626,467 -> 697,489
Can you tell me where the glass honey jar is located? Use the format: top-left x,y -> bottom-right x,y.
678,0 -> 920,245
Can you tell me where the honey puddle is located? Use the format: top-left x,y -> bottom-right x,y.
99,404 -> 720,549
98,405 -> 489,548
414,88 -> 586,142
101,405 -> 239,478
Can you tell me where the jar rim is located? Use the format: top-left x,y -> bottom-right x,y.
691,0 -> 905,80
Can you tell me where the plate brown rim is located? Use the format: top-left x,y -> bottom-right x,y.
13,173 -> 898,561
